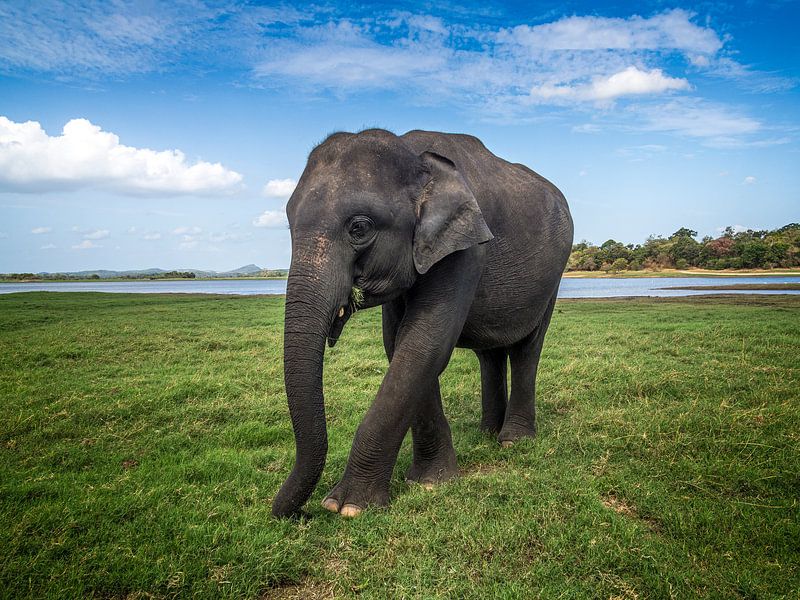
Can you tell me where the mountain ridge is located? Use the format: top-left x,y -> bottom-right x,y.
27,264 -> 271,278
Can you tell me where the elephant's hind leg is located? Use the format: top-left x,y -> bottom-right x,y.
498,294 -> 557,446
405,381 -> 458,486
476,347 -> 508,434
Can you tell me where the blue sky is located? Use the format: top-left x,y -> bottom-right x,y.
1,0 -> 798,272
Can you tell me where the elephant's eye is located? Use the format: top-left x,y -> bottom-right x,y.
348,216 -> 375,245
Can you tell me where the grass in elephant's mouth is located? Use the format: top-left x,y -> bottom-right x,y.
1,292 -> 798,598
349,285 -> 365,310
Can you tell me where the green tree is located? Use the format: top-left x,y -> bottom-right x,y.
610,258 -> 629,273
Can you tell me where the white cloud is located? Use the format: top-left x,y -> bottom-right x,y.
142,232 -> 161,240
172,226 -> 202,235
253,9 -> 716,113
255,20 -> 447,90
83,229 -> 109,240
588,67 -> 689,100
530,66 -> 689,103
0,2 -> 216,76
743,176 -> 757,185
127,226 -> 137,234
31,226 -> 52,234
634,98 -> 761,143
704,57 -> 795,93
572,123 -> 601,134
208,231 -> 252,243
253,209 -> 288,228
0,5 -> 782,146
262,178 -> 297,198
500,9 -> 721,54
72,240 -> 99,249
616,144 -> 668,160
40,243 -> 56,250
0,116 -> 243,195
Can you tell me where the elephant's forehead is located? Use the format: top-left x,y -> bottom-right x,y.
294,159 -> 413,212
295,172 -> 388,205
313,155 -> 410,189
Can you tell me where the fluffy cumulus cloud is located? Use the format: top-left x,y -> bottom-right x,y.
262,178 -> 297,198
530,66 -> 689,103
31,226 -> 52,234
743,176 -> 757,185
253,209 -> 288,228
0,116 -> 242,195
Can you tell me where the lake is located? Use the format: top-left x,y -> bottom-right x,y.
2,276 -> 799,297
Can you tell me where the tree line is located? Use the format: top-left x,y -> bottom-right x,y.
568,223 -> 800,272
1,271 -> 197,281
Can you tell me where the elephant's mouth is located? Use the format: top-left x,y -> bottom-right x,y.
326,284 -> 386,347
327,298 -> 356,348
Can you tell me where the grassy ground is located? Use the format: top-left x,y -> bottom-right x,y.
1,292 -> 798,599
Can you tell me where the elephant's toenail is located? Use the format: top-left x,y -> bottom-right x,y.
501,440 -> 514,448
340,504 -> 362,518
321,498 -> 340,512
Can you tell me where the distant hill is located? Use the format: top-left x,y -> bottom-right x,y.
16,264 -> 269,279
225,264 -> 262,275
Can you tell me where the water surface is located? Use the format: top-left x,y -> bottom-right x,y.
2,276 -> 800,297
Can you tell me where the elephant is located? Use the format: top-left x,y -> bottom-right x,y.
272,128 -> 573,518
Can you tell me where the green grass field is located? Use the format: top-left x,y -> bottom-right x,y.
1,292 -> 798,599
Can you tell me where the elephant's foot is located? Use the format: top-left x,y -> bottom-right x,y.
479,414 -> 505,435
405,446 -> 458,487
321,477 -> 390,518
498,417 -> 537,447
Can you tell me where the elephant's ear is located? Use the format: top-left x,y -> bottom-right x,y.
413,151 -> 494,275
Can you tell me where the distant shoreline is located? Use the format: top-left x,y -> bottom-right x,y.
661,283 -> 800,291
561,268 -> 800,279
0,276 -> 290,284
3,268 -> 800,285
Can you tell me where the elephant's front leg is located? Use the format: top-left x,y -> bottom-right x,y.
405,380 -> 458,487
321,335 -> 459,516
322,253 -> 481,517
382,298 -> 458,489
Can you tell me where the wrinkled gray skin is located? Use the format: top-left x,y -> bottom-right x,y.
273,129 -> 573,518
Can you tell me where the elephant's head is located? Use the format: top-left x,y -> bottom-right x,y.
272,129 -> 492,517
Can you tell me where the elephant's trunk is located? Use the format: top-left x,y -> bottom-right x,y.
272,240 -> 349,518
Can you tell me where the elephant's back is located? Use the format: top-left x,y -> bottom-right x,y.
402,130 -> 574,348
400,130 -> 570,234
401,129 -> 572,269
